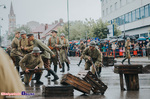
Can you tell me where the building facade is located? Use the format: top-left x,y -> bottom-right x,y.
101,0 -> 150,38
8,2 -> 16,35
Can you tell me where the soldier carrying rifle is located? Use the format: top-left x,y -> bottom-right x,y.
47,30 -> 62,73
82,41 -> 103,76
27,33 -> 59,82
59,33 -> 70,72
10,31 -> 21,72
19,47 -> 43,85
77,40 -> 86,66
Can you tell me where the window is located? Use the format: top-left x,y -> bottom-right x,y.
103,10 -> 105,16
115,2 -> 117,10
136,9 -> 140,20
145,5 -> 149,17
121,15 -> 125,24
106,8 -> 108,15
132,10 -> 136,21
140,7 -> 145,18
110,5 -> 112,12
128,12 -> 132,23
140,33 -> 148,37
125,13 -> 129,23
120,0 -> 122,7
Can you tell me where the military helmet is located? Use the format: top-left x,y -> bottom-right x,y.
32,47 -> 42,53
27,33 -> 34,37
89,41 -> 96,47
20,30 -> 26,35
51,30 -> 58,33
127,37 -> 130,40
60,33 -> 65,37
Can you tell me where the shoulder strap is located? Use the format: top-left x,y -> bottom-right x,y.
57,37 -> 59,44
19,39 -> 21,47
64,38 -> 66,44
49,37 -> 52,46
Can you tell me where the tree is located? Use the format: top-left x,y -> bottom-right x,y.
8,25 -> 31,41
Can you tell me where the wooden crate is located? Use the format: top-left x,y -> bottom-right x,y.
103,56 -> 114,66
114,64 -> 143,74
61,73 -> 92,94
77,71 -> 107,95
42,85 -> 74,97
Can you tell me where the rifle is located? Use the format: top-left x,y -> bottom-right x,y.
55,48 -> 62,68
20,68 -> 47,75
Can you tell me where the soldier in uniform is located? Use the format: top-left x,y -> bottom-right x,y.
82,41 -> 103,75
59,33 -> 70,72
19,47 -> 43,85
27,33 -> 59,81
121,37 -> 131,65
10,31 -> 21,72
18,30 -> 33,56
48,30 -> 62,73
77,40 -> 86,66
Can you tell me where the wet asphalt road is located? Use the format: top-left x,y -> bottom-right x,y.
25,57 -> 150,99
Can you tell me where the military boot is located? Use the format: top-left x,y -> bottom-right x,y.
128,59 -> 131,65
35,73 -> 43,85
77,60 -> 82,66
66,62 -> 70,71
49,69 -> 59,81
54,65 -> 57,73
98,67 -> 102,77
60,63 -> 65,72
121,58 -> 127,65
45,70 -> 51,78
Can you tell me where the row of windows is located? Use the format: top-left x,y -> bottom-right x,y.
103,0 -> 135,16
110,4 -> 150,26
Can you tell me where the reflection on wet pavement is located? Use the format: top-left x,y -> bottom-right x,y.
25,57 -> 150,99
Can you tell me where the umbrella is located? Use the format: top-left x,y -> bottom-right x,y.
137,37 -> 146,41
110,39 -> 117,43
118,38 -> 124,42
69,42 -> 72,44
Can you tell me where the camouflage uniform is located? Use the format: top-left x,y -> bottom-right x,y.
48,36 -> 61,72
19,53 -> 43,84
82,47 -> 103,74
10,37 -> 21,72
18,38 -> 33,56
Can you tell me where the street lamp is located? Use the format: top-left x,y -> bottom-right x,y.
0,25 -> 2,46
0,4 -> 6,9
67,0 -> 69,41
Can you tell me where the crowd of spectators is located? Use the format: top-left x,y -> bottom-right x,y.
68,39 -> 150,58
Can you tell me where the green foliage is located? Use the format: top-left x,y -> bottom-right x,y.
8,25 -> 31,41
58,18 -> 121,40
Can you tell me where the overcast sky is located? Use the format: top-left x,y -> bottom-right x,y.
0,0 -> 101,35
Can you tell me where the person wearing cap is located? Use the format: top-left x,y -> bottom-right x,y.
18,30 -> 33,56
10,31 -> 21,72
77,40 -> 86,66
59,33 -> 70,72
48,30 -> 62,73
82,41 -> 103,76
121,37 -> 131,65
27,33 -> 59,81
19,47 -> 44,85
